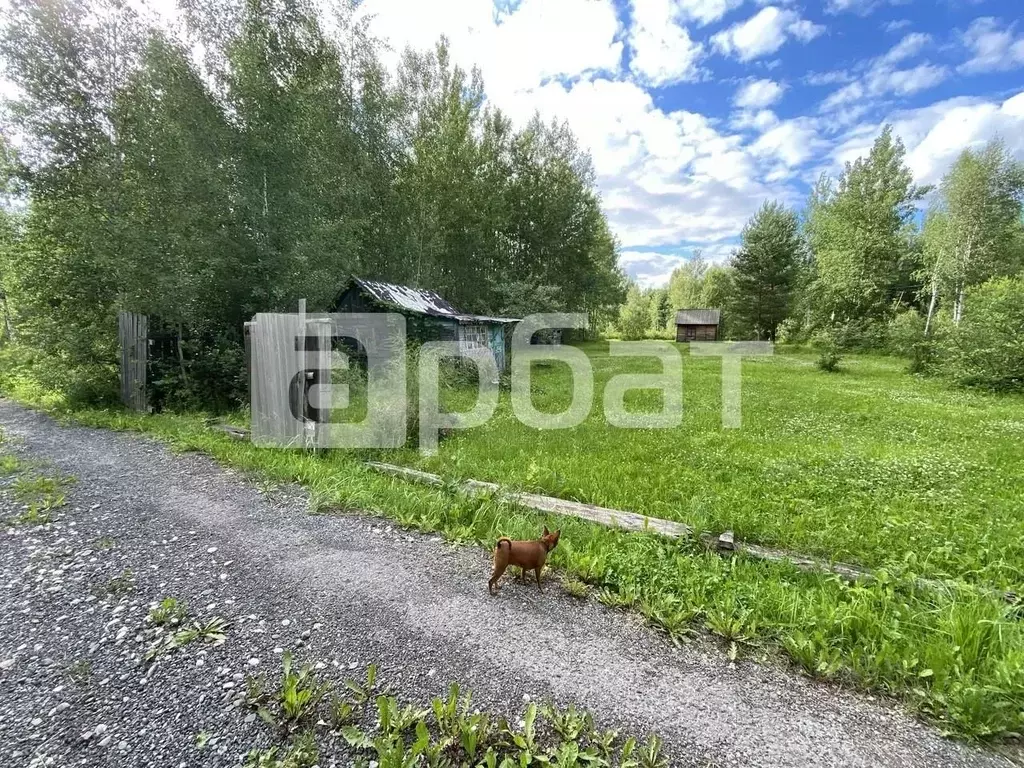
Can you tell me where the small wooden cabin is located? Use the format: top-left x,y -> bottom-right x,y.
329,277 -> 519,372
675,308 -> 721,342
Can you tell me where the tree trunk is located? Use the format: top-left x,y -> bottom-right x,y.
176,325 -> 189,385
953,286 -> 965,325
924,272 -> 939,336
0,289 -> 13,343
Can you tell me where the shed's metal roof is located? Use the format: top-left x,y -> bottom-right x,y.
349,278 -> 519,323
675,308 -> 721,325
354,277 -> 459,317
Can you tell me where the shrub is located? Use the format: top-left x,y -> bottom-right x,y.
938,277 -> 1024,391
775,317 -> 811,346
887,310 -> 933,373
835,318 -> 889,352
812,328 -> 842,372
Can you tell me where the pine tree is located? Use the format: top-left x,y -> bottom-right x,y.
731,201 -> 802,340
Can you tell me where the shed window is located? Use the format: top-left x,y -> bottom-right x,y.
460,324 -> 489,352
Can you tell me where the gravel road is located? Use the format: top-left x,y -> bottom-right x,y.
0,399 -> 1013,768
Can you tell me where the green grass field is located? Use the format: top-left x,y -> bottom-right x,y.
387,342 -> 1024,591
5,343 -> 1024,740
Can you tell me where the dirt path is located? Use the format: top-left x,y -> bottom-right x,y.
0,400 -> 1012,768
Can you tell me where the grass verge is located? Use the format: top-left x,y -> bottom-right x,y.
1,397 -> 1023,740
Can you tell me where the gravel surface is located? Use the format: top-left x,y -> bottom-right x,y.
0,399 -> 1014,768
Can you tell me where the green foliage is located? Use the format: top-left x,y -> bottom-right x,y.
245,651 -> 334,733
243,732 -> 319,768
147,597 -> 187,627
937,277 -> 1024,391
616,284 -> 652,340
812,329 -> 842,372
0,0 -> 624,411
887,310 -> 932,373
561,577 -> 590,599
66,659 -> 92,686
730,201 -> 802,340
807,126 -> 926,323
923,139 -> 1024,327
145,616 -> 230,661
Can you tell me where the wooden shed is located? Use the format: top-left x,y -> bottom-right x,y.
675,308 -> 721,342
329,277 -> 519,372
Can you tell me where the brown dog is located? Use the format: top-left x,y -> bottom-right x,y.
488,526 -> 561,594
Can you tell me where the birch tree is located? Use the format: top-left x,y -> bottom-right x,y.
924,140 -> 1024,330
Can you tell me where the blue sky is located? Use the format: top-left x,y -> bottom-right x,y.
6,0 -> 1019,288
360,0 -> 1024,286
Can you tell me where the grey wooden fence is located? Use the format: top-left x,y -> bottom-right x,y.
248,312 -> 332,450
118,311 -> 148,412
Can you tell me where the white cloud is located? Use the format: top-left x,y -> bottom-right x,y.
825,0 -> 881,15
354,0 -> 1023,260
675,0 -> 746,27
959,17 -> 1024,74
879,32 -> 930,66
830,91 -> 1024,188
821,33 -> 946,113
884,19 -> 911,34
619,251 -> 685,287
628,0 -> 704,85
711,7 -> 824,62
750,117 -> 825,168
733,78 -> 785,108
731,108 -> 780,131
358,0 -> 623,106
804,70 -> 853,86
620,246 -> 735,287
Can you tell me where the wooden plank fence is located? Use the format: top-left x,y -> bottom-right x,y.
248,311 -> 332,450
118,311 -> 148,413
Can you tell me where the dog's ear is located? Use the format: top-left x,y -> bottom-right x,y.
543,525 -> 550,536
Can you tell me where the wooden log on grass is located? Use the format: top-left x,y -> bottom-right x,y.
364,461 -> 1019,604
364,461 -> 692,538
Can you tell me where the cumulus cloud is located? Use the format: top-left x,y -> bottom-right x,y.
712,7 -> 825,62
959,17 -> 1024,74
821,33 -> 946,113
628,0 -> 704,85
357,0 -> 623,106
620,246 -> 736,287
826,0 -> 887,15
830,91 -> 1024,188
619,251 -> 686,288
731,108 -> 780,131
733,78 -> 786,108
355,0 -> 1024,264
675,0 -> 746,27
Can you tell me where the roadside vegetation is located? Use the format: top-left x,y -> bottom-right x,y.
238,654 -> 669,768
3,362 -> 1021,741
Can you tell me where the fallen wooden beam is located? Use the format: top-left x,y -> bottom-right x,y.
211,424 -> 251,441
364,461 -> 1019,604
364,461 -> 692,538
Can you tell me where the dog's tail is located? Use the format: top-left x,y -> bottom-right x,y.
495,537 -> 512,550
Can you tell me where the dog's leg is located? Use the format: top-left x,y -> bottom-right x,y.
489,561 -> 508,594
535,567 -> 543,592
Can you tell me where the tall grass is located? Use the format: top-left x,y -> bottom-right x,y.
5,344 -> 1024,739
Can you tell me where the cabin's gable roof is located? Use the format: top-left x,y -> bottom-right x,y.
675,308 -> 721,325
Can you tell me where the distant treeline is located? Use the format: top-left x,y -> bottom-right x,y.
612,129 -> 1024,391
0,0 -> 625,408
